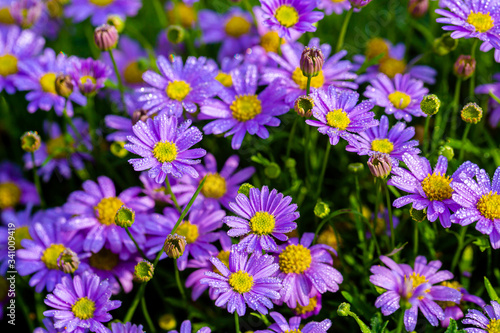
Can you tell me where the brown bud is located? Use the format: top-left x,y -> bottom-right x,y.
300,47 -> 324,77
367,153 -> 392,178
164,234 -> 186,259
55,74 -> 74,98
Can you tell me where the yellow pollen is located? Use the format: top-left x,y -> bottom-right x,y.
0,7 -> 15,25
41,244 -> 66,270
421,173 -> 453,201
0,182 -> 21,209
72,297 -> 96,320
47,135 -> 73,159
215,72 -> 233,87
79,75 -> 96,86
467,11 -> 494,33
123,61 -> 145,84
477,191 -> 500,220
89,0 -> 114,6
326,109 -> 350,130
487,319 -> 500,333
213,250 -> 230,275
294,296 -> 318,315
331,0 -> 345,2
89,248 -> 119,271
225,15 -> 251,38
365,38 -> 389,61
153,141 -> 178,163
166,80 -> 191,101
201,173 -> 227,199
14,226 -> 31,250
388,91 -> 411,109
284,330 -> 301,333
0,54 -> 18,76
250,212 -> 275,235
371,138 -> 394,154
176,221 -> 199,244
167,3 -> 196,28
279,244 -> 312,274
379,58 -> 406,78
40,73 -> 57,94
261,31 -> 281,53
228,270 -> 253,294
405,272 -> 428,289
230,94 -> 262,122
94,197 -> 124,226
275,5 -> 299,28
292,67 -> 325,90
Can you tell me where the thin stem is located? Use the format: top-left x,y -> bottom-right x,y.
372,179 -> 384,252
451,226 -> 468,272
286,117 -> 299,159
423,116 -> 431,155
451,78 -> 462,138
315,141 -> 332,199
166,176 -> 182,212
123,283 -> 146,323
108,50 -> 127,114
304,122 -> 311,183
489,91 -> 500,104
141,296 -> 156,333
235,311 -> 241,333
174,259 -> 186,300
384,182 -> 395,250
63,109 -> 84,143
335,8 -> 354,53
354,175 -> 367,259
306,76 -> 312,96
125,227 -> 147,259
469,39 -> 479,98
152,0 -> 168,28
413,221 -> 419,259
458,123 -> 471,161
85,95 -> 98,150
396,310 -> 405,333
31,152 -> 45,209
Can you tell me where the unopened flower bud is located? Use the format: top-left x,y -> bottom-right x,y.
461,102 -> 483,124
265,163 -> 281,179
132,109 -> 149,125
134,260 -> 154,282
21,131 -> 41,153
454,55 -> 476,80
420,94 -> 441,116
410,207 -> 427,222
110,141 -> 128,158
408,0 -> 428,18
55,74 -> 74,98
107,15 -> 125,33
159,314 -> 177,330
164,234 -> 186,259
348,163 -> 364,174
166,25 -> 185,44
438,145 -> 454,161
433,33 -> 458,56
115,206 -> 135,228
57,249 -> 80,273
314,201 -> 331,219
238,183 -> 254,197
294,95 -> 314,117
300,47 -> 324,78
94,24 -> 119,51
349,0 -> 372,8
368,154 -> 392,179
337,302 -> 352,316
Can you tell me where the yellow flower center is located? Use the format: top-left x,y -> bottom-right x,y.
279,244 -> 312,274
0,7 -> 15,25
261,31 -> 281,53
89,0 -> 114,6
365,38 -> 389,61
467,11 -> 494,33
371,138 -> 394,154
14,226 -> 31,250
379,58 -> 406,78
225,15 -> 251,38
326,109 -> 350,130
477,191 -> 500,221
166,80 -> 191,101
406,272 -> 428,289
201,173 -> 227,199
331,0 -> 345,2
0,182 -> 21,209
215,72 -> 233,88
0,54 -> 18,76
250,212 -> 275,235
388,91 -> 411,109
94,197 -> 125,226
176,221 -> 199,244
123,61 -> 145,84
79,75 -> 96,86
284,330 -> 301,333
89,248 -> 119,271
292,67 -> 325,90
230,94 -> 262,122
487,319 -> 500,333
41,244 -> 66,270
46,135 -> 73,159
294,296 -> 318,315
213,250 -> 230,275
40,73 -> 57,94
228,270 -> 253,294
421,173 -> 453,201
167,3 -> 196,28
153,141 -> 178,163
72,297 -> 96,320
275,5 -> 299,28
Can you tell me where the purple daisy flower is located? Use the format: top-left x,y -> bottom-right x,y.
169,320 -> 211,333
111,322 -> 144,333
305,86 -> 378,146
276,232 -> 342,307
136,55 -> 221,117
462,300 -> 500,332
255,311 -> 331,333
475,73 -> 500,127
64,0 -> 141,26
69,57 -> 111,95
451,165 -> 500,249
63,176 -> 154,259
44,272 -> 121,333
23,119 -> 93,182
364,73 -> 429,122
292,294 -> 322,319
438,281 -> 485,328
261,38 -> 358,105
0,161 -> 39,210
224,185 -> 299,253
389,154 -> 478,228
346,115 -> 421,162
125,114 -> 206,182
200,245 -> 282,316
206,56 -> 244,92
200,64 -> 289,150
318,0 -> 351,15
369,255 -> 462,332
259,0 -> 324,41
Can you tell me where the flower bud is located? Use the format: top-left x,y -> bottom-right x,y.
238,183 -> 254,197
110,141 -> 128,158
132,109 -> 149,125
46,0 -> 63,18
408,0 -> 428,18
164,234 -> 186,259
348,163 -> 364,174
294,95 -> 314,117
410,207 -> 426,222
57,249 -> 80,274
454,55 -> 476,80
432,33 -> 458,56
314,201 -> 331,219
114,206 -> 135,228
21,131 -> 41,153
438,145 -> 454,161
94,24 -> 119,51
300,47 -> 324,78
420,94 -> 441,116
166,25 -> 185,44
55,74 -> 74,98
159,314 -> 177,331
134,260 -> 154,282
265,163 -> 281,179
367,153 -> 392,179
349,0 -> 372,8
461,102 -> 483,124
337,302 -> 351,316
107,15 -> 125,33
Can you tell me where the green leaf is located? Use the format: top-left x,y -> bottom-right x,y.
444,319 -> 466,333
250,153 -> 270,166
473,237 -> 491,252
485,277 -> 499,302
341,291 -> 354,303
370,313 -> 388,333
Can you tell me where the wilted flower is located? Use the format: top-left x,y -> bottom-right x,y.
54,74 -> 74,98
367,153 -> 392,178
21,131 -> 41,153
454,55 -> 476,80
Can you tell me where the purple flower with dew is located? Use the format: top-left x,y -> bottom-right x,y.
16,48 -> 86,116
292,294 -> 322,319
23,119 -> 93,182
125,114 -> 206,182
111,322 -> 145,333
169,320 -> 211,333
346,115 -> 421,162
255,311 -> 332,333
33,318 -> 60,333
69,57 -> 111,95
64,0 -> 142,26
305,86 -> 378,146
317,0 -> 351,15
259,0 -> 324,41
225,185 -> 299,253
261,37 -> 358,105
206,56 -> 244,92
200,245 -> 282,316
0,25 -> 44,94
451,166 -> 500,249
462,300 -> 500,332
63,176 -> 154,259
200,64 -> 289,150
10,0 -> 43,28
43,272 -> 121,333
364,73 -> 428,122
475,73 -> 500,127
369,255 -> 462,332
171,153 -> 255,211
437,281 -> 485,328
136,55 -> 221,117
0,161 -> 39,210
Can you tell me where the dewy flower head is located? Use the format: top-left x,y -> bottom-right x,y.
69,57 -> 111,95
462,300 -> 500,332
420,94 -> 441,116
255,311 -> 331,333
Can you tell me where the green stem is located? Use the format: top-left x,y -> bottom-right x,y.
123,283 -> 146,323
354,175 -> 367,258
384,182 -> 395,250
423,115 -> 431,155
304,122 -> 311,184
152,0 -> 168,28
174,259 -> 186,300
315,142 -> 332,199
396,310 -> 405,333
469,39 -> 479,98
335,8 -> 354,53
234,311 -> 241,333
489,91 -> 500,104
413,221 -> 419,259
372,179 -> 384,252
125,227 -> 147,259
31,152 -> 45,209
451,78 -> 462,139
108,50 -> 127,114
166,176 -> 182,212
458,123 -> 471,161
306,76 -> 312,96
141,296 -> 156,333
451,226 -> 468,272
286,117 -> 299,159
85,95 -> 98,150
63,109 -> 84,143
